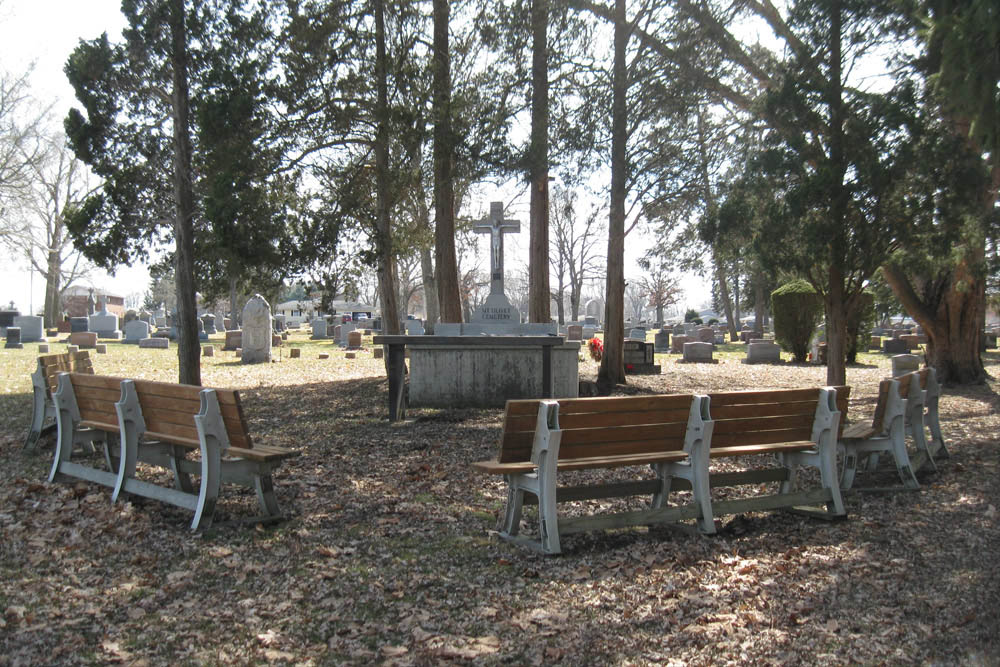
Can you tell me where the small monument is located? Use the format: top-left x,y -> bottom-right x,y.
311,318 -> 328,339
13,316 -> 43,343
241,295 -> 272,364
124,319 -> 152,344
88,295 -> 122,339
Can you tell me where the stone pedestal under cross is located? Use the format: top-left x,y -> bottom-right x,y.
473,201 -> 520,296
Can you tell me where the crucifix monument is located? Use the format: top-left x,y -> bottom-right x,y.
471,201 -> 521,324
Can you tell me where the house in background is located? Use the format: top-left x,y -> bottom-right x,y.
61,286 -> 125,318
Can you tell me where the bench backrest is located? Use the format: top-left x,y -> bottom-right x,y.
128,378 -> 253,449
40,351 -> 94,397
498,394 -> 700,463
706,387 -> 838,447
63,372 -> 124,430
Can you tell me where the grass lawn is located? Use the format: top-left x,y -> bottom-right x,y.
1,330 -> 998,665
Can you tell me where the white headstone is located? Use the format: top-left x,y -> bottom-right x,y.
404,320 -> 425,335
891,354 -> 920,378
683,341 -> 714,362
124,319 -> 151,343
744,341 -> 781,364
311,318 -> 328,339
339,322 -> 357,346
13,315 -> 43,343
241,294 -> 272,364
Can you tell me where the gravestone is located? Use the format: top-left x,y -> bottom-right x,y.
70,331 -> 98,349
682,341 -> 716,363
670,334 -> 691,354
224,330 -> 242,351
0,309 -> 18,335
241,295 -> 272,364
623,340 -> 660,374
900,334 -> 920,351
196,317 -> 209,341
338,322 -> 357,347
695,326 -> 714,344
290,347 -> 301,358
13,316 -> 43,343
96,344 -> 108,354
311,318 -> 329,339
883,338 -> 909,355
139,310 -> 152,325
985,332 -> 998,349
124,319 -> 151,343
203,345 -> 215,357
404,320 -> 425,336
373,347 -> 384,359
155,316 -> 167,329
628,328 -> 646,341
673,323 -> 685,335
70,317 -> 89,333
347,330 -> 362,349
567,324 -> 583,341
654,329 -> 670,352
202,313 -> 217,335
139,337 -> 169,349
223,317 -> 232,330
582,326 -> 597,340
869,335 -> 881,351
743,340 -> 782,364
333,325 -> 342,343
5,327 -> 23,349
469,202 -> 521,327
273,314 -> 286,332
124,310 -> 138,324
88,296 -> 121,339
683,323 -> 697,335
38,343 -> 50,353
891,354 -> 920,377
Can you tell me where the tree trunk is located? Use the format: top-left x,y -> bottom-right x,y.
528,0 -> 550,323
432,0 -> 461,323
715,258 -> 737,339
598,0 -> 627,392
374,0 -> 400,337
570,283 -> 581,322
420,247 -> 438,333
882,260 -> 986,384
824,0 -> 847,387
169,0 -> 200,387
229,276 -> 239,328
753,271 -> 766,333
44,247 -> 61,328
825,266 -> 848,386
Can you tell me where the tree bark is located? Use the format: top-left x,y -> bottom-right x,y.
824,0 -> 847,387
715,255 -> 737,339
374,0 -> 400,337
420,246 -> 438,333
44,247 -> 60,328
169,0 -> 200,386
432,0 -> 461,323
598,0 -> 628,392
528,0 -> 551,323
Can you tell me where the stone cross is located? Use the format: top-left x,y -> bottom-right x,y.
473,201 -> 520,296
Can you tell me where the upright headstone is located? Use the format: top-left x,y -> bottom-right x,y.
743,340 -> 782,364
891,354 -> 920,378
70,317 -> 89,333
0,309 -> 18,334
88,296 -> 122,339
623,340 -> 660,374
70,331 -> 98,349
404,320 -> 425,336
339,322 -> 357,347
5,327 -> 23,349
124,310 -> 138,324
139,337 -> 169,349
682,341 -> 716,363
139,310 -> 152,325
224,330 -> 242,351
695,326 -> 714,344
671,334 -> 691,354
223,317 -> 233,330
581,325 -> 597,340
202,313 -> 217,335
673,323 -> 685,335
333,324 -> 342,342
13,316 -> 43,343
311,318 -> 328,339
347,330 -> 362,349
273,314 -> 286,332
654,329 -> 670,352
567,324 -> 583,341
469,201 -> 521,327
124,319 -> 151,343
628,328 -> 646,341
241,294 -> 272,364
883,338 -> 909,355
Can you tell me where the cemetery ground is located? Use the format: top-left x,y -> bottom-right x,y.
1,333 -> 999,666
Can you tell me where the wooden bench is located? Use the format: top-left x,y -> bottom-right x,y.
50,372 -> 298,529
24,351 -> 95,452
472,394 -> 712,554
472,387 -> 847,554
698,387 -> 847,525
838,376 -> 917,490
903,367 -> 949,472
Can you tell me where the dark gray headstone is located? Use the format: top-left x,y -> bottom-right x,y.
5,327 -> 23,349
70,317 -> 89,333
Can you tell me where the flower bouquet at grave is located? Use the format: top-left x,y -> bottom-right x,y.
587,337 -> 603,362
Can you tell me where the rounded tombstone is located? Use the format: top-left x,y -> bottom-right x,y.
241,294 -> 272,364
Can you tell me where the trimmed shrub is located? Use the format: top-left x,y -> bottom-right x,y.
771,280 -> 823,363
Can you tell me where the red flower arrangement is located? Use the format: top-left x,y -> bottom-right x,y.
587,336 -> 603,362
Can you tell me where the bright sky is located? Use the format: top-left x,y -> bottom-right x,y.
0,0 -> 711,317
0,0 -> 137,313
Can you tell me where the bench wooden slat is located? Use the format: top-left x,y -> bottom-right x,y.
711,412 -> 817,435
707,428 -> 815,448
708,387 -> 821,407
708,441 -> 816,458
